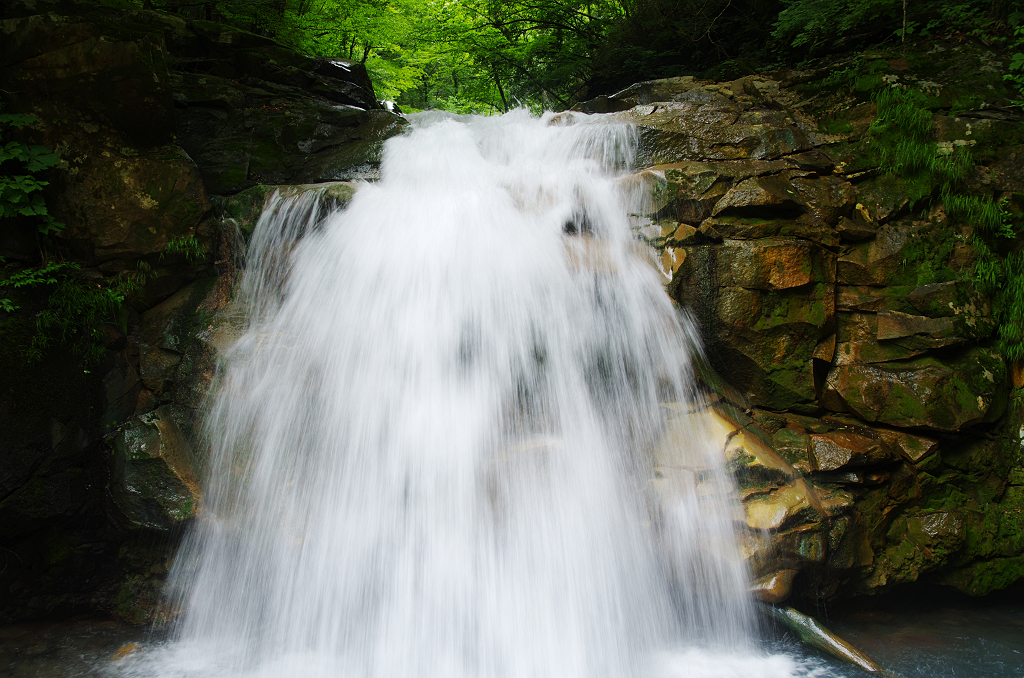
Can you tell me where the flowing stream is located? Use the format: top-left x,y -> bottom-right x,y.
115,110 -> 825,678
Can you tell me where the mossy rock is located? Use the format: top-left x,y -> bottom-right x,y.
865,510 -> 966,590
138,277 -> 218,396
109,406 -> 199,531
823,347 -> 1007,431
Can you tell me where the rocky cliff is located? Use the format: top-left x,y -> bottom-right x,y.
605,41 -> 1024,604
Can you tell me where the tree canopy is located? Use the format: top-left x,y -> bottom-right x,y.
143,0 -> 1021,112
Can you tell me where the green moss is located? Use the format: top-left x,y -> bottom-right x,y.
944,555 -> 1024,596
217,166 -> 248,191
890,381 -> 929,423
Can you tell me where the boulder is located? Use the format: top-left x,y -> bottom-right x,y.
56,144 -> 211,265
1,12 -> 175,148
110,406 -> 199,531
173,71 -> 406,194
837,222 -> 921,285
139,278 -> 219,396
822,347 -> 1007,431
808,430 -> 898,472
865,510 -> 966,589
750,569 -> 798,603
614,98 -> 813,167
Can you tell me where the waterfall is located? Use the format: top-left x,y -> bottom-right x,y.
115,110 -> 820,678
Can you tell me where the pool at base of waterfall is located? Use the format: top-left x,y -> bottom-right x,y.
763,592 -> 1024,678
2,597 -> 1022,678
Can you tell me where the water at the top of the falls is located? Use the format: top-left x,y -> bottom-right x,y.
112,109 -> 831,678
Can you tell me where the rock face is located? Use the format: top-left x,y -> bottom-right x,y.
619,42 -> 1024,604
167,18 -> 403,193
0,0 -> 402,623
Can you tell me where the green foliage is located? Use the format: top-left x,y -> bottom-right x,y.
0,262 -> 137,363
1005,25 -> 1024,105
867,85 -> 937,202
997,250 -> 1024,362
30,272 -> 136,363
966,199 -> 1024,363
150,0 -> 787,110
163,235 -> 207,264
0,113 -> 63,235
856,75 -> 1022,364
773,0 -> 1013,54
773,0 -> 896,51
945,194 -> 1014,237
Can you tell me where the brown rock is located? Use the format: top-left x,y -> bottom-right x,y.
837,222 -> 920,285
876,310 -> 961,349
616,101 -> 813,167
836,286 -> 916,313
875,428 -> 940,463
836,216 -> 876,241
717,237 -> 835,290
809,430 -> 897,471
822,348 -> 1007,431
750,569 -> 799,603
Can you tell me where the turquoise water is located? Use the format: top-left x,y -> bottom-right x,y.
764,591 -> 1024,678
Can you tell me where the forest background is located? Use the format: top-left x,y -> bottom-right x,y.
123,0 -> 1022,113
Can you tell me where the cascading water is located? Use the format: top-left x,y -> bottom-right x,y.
116,110 -> 825,678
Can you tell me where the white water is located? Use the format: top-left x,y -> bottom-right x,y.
115,110 -> 827,678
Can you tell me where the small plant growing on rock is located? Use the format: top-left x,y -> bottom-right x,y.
163,235 -> 207,264
1005,24 -> 1024,106
0,113 -> 62,235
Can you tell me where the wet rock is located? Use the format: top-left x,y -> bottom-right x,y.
139,278 -> 219,396
873,428 -> 940,464
59,143 -> 211,265
837,222 -> 920,285
763,605 -> 882,672
724,426 -> 797,490
850,174 -> 908,224
772,428 -> 815,475
836,286 -> 917,314
173,71 -> 406,194
711,177 -> 798,216
941,554 -> 1024,596
775,524 -> 828,564
876,310 -> 960,348
616,100 -> 813,167
823,347 -> 1007,431
866,511 -> 966,589
717,237 -> 834,290
101,353 -> 145,433
1,12 -> 175,148
671,235 -> 836,410
702,215 -> 839,247
575,76 -> 705,112
809,430 -> 897,471
750,569 -> 798,603
743,482 -> 821,531
110,406 -> 199,531
836,216 -> 876,242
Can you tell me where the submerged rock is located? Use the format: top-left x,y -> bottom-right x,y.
763,605 -> 882,672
